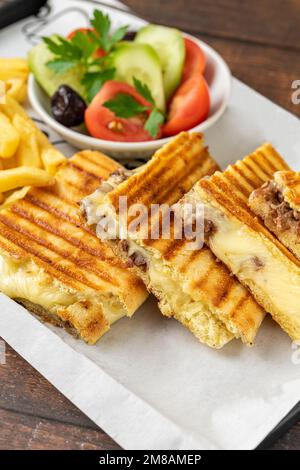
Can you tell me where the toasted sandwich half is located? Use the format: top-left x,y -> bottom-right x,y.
83,132 -> 265,348
193,143 -> 300,341
0,151 -> 147,344
249,169 -> 300,260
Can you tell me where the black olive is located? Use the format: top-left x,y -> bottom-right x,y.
51,85 -> 87,127
123,30 -> 137,41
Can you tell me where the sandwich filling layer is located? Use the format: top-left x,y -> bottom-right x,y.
83,191 -> 234,348
193,191 -> 300,340
250,180 -> 300,235
118,239 -> 234,348
0,252 -> 127,342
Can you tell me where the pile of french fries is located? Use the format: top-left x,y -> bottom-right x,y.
0,58 -> 67,206
0,58 -> 29,104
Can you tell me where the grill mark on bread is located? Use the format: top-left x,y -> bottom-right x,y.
242,160 -> 266,186
0,212 -> 120,285
16,199 -> 101,239
225,172 -> 250,199
73,155 -> 117,177
0,214 -> 119,289
230,293 -> 251,320
24,193 -> 85,227
109,134 -> 209,208
228,164 -> 256,191
29,187 -> 80,209
198,151 -> 300,266
60,178 -> 98,196
8,203 -> 124,266
0,219 -> 98,290
73,152 -> 120,174
68,162 -> 105,182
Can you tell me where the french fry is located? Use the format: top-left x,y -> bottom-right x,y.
41,147 -> 67,175
1,96 -> 51,149
0,112 -> 20,158
0,58 -> 28,80
5,77 -> 27,103
12,114 -> 41,167
0,167 -> 55,192
0,94 -> 28,120
0,96 -> 67,198
1,186 -> 30,207
2,154 -> 17,170
15,134 -> 41,168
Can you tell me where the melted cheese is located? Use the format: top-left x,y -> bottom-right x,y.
0,254 -> 125,325
83,191 -> 233,347
125,240 -> 233,348
205,204 -> 300,317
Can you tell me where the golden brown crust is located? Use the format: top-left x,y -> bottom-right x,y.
273,171 -> 300,210
196,143 -> 300,341
108,132 -> 219,211
97,133 -> 265,346
0,150 -> 148,343
197,143 -> 299,264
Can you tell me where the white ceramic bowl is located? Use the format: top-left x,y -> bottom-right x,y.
28,34 -> 231,160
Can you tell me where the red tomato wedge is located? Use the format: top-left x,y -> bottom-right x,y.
162,75 -> 210,137
85,81 -> 160,142
163,38 -> 210,137
182,38 -> 206,82
67,28 -> 105,58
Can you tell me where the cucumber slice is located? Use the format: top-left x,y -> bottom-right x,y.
135,25 -> 185,101
28,36 -> 85,99
109,42 -> 165,112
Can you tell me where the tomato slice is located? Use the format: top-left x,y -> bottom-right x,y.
162,75 -> 210,137
182,38 -> 206,82
85,81 -> 160,142
163,37 -> 209,137
67,28 -> 105,58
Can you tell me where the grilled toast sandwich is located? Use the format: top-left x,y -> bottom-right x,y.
0,150 -> 148,343
194,143 -> 300,341
83,133 -> 265,348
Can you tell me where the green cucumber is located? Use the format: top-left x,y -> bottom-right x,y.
135,25 -> 185,101
109,41 -> 165,112
28,36 -> 86,99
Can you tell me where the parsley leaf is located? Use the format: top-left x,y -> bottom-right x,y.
109,25 -> 129,47
71,31 -> 97,60
82,68 -> 115,102
145,109 -> 165,138
43,10 -> 129,104
90,9 -> 128,53
102,79 -> 165,137
133,77 -> 155,105
91,10 -> 111,51
103,93 -> 148,118
43,36 -> 82,62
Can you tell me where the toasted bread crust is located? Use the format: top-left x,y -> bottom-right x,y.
0,151 -> 147,343
273,171 -> 300,210
196,143 -> 300,341
94,133 -> 265,346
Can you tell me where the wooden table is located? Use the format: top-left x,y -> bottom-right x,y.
1,0 -> 300,450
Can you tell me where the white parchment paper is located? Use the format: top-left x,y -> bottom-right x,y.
0,0 -> 300,450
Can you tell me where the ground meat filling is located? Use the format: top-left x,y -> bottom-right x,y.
99,168 -> 132,194
119,240 -> 148,272
260,180 -> 300,233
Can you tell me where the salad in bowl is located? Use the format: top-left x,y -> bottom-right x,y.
28,9 -> 231,157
